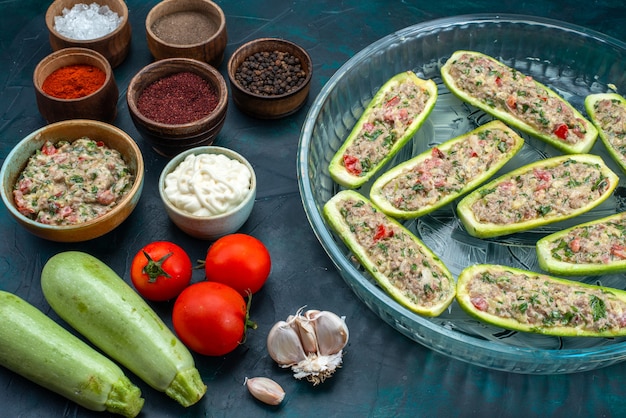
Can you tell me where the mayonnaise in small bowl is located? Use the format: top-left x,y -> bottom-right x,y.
159,146 -> 256,240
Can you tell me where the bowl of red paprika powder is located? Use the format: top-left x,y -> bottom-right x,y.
33,47 -> 118,124
228,37 -> 312,119
126,57 -> 228,157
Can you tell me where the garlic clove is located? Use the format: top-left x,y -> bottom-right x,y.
266,320 -> 307,366
309,310 -> 349,356
245,377 -> 285,406
293,314 -> 319,354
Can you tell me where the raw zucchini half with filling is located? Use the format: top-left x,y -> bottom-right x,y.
537,211 -> 626,276
456,154 -> 618,238
457,264 -> 626,337
323,190 -> 455,316
585,92 -> 626,173
370,120 -> 524,219
328,71 -> 438,188
441,50 -> 598,154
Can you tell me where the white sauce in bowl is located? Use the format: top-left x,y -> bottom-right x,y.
164,153 -> 251,216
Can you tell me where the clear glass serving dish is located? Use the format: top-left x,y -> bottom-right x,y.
297,14 -> 626,374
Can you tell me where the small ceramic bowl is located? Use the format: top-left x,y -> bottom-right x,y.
33,47 -> 118,124
126,58 -> 228,157
159,146 -> 256,240
0,120 -> 144,242
227,38 -> 312,119
146,0 -> 227,67
45,0 -> 131,68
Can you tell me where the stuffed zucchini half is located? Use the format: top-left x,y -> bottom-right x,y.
370,120 -> 524,219
323,190 -> 455,316
457,264 -> 626,337
441,50 -> 598,154
537,211 -> 626,276
585,92 -> 626,173
328,71 -> 437,188
456,154 -> 618,238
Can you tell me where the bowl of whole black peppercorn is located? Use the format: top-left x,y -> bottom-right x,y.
227,38 -> 312,119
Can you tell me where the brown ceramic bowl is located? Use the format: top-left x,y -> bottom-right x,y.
33,47 -> 118,124
0,120 -> 144,242
45,0 -> 131,68
227,38 -> 312,119
126,58 -> 228,157
146,0 -> 227,67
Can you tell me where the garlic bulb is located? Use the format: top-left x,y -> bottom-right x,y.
267,308 -> 349,385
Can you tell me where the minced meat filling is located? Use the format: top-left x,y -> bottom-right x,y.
470,159 -> 611,225
592,98 -> 626,164
13,138 -> 133,226
467,269 -> 626,333
447,53 -> 589,145
339,197 -> 453,307
342,79 -> 431,176
547,216 -> 626,265
380,127 -> 518,211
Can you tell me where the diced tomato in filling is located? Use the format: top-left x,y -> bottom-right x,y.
611,245 -> 626,260
495,76 -> 503,87
431,147 -> 444,159
385,96 -> 400,108
506,95 -> 517,110
343,155 -> 361,176
554,123 -> 569,140
41,143 -> 57,155
471,297 -> 488,312
373,224 -> 393,242
568,237 -> 581,253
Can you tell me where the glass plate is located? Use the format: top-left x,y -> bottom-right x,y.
297,14 -> 626,374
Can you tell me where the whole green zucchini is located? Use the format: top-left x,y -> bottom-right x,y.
536,211 -> 626,276
41,251 -> 206,407
328,71 -> 438,188
585,92 -> 626,173
323,190 -> 455,316
441,50 -> 598,154
370,120 -> 524,219
457,264 -> 626,337
456,154 -> 618,238
0,290 -> 144,417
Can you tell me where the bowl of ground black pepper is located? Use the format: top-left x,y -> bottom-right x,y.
33,47 -> 118,123
126,57 -> 228,157
228,38 -> 312,119
145,0 -> 227,67
45,0 -> 131,68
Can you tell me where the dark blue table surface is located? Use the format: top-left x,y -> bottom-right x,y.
2,1 -> 626,417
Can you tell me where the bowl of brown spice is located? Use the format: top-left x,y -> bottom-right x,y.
126,57 -> 228,157
227,37 -> 312,119
33,47 -> 118,123
45,0 -> 132,68
146,0 -> 227,67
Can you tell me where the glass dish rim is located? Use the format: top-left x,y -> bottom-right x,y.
297,13 -> 626,372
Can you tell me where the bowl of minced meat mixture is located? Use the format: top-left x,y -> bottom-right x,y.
158,145 -> 256,240
0,119 -> 144,242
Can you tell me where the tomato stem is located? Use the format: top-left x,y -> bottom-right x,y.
240,291 -> 257,344
142,251 -> 173,283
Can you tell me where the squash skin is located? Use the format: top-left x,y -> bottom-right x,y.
328,71 -> 438,188
456,154 -> 619,238
323,190 -> 455,316
456,264 -> 626,337
370,120 -> 524,219
41,251 -> 207,407
441,50 -> 598,154
537,211 -> 626,276
0,290 -> 144,417
585,92 -> 626,174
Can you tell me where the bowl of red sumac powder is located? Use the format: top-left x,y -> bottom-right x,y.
33,47 -> 118,123
228,38 -> 312,119
126,57 -> 228,157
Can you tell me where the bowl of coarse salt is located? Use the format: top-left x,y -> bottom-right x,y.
46,0 -> 131,68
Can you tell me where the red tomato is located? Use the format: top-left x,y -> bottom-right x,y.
172,281 -> 254,356
204,234 -> 271,296
130,241 -> 192,301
